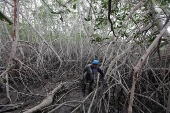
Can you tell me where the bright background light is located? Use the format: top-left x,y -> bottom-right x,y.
168,27 -> 170,33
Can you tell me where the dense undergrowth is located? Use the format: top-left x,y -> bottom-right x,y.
0,39 -> 170,113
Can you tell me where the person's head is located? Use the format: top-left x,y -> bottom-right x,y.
92,60 -> 99,68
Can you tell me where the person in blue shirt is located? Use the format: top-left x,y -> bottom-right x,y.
81,60 -> 106,95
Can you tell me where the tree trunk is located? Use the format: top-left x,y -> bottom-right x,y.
5,0 -> 19,103
128,21 -> 170,113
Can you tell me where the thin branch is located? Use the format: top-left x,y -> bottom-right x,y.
108,0 -> 116,37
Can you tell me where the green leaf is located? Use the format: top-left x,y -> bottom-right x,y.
95,37 -> 102,42
138,41 -> 143,45
0,11 -> 13,25
148,37 -> 155,43
161,1 -> 167,5
84,17 -> 91,21
73,4 -> 76,9
122,14 -> 126,20
1,78 -> 7,83
67,9 -> 71,12
51,11 -> 59,14
101,0 -> 108,8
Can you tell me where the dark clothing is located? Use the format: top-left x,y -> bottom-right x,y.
82,64 -> 105,95
83,64 -> 104,82
81,80 -> 95,95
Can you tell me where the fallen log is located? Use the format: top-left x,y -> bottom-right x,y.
23,83 -> 64,113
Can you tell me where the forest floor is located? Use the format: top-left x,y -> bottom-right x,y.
0,75 -> 84,113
